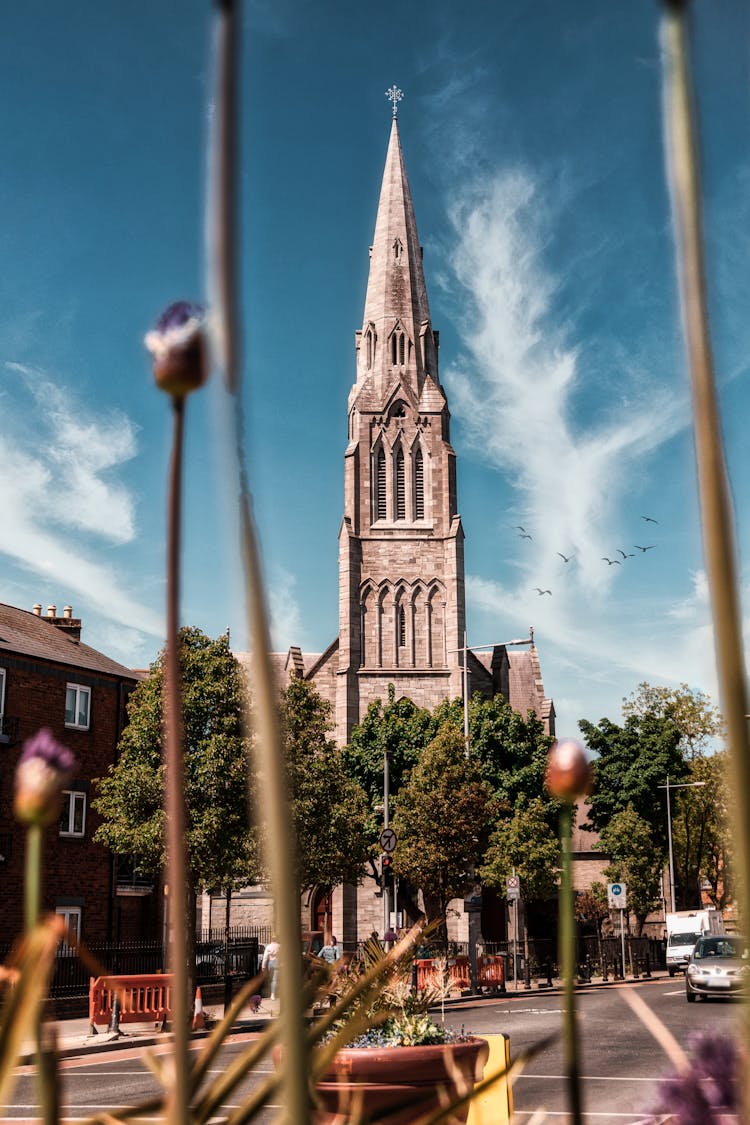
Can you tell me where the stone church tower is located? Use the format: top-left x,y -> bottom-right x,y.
336,110 -> 465,742
260,112 -> 554,751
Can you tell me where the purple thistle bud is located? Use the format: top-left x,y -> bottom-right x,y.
145,301 -> 209,398
14,728 -> 76,828
649,1032 -> 741,1122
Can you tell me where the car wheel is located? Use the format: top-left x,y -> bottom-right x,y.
669,968 -> 675,978
686,986 -> 696,1002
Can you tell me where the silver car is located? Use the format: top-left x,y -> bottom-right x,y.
685,935 -> 748,1002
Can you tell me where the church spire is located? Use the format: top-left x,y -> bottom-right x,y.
358,102 -> 438,395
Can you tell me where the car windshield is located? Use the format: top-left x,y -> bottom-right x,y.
693,937 -> 745,960
669,931 -> 699,946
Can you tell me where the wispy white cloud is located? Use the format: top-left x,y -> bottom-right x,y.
0,361 -> 162,641
267,566 -> 305,651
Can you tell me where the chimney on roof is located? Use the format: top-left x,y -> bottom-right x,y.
42,604 -> 82,642
32,604 -> 42,616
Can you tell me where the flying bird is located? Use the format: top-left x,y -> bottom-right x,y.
534,588 -> 552,595
514,525 -> 528,533
617,549 -> 635,559
519,533 -> 533,540
557,552 -> 574,563
634,544 -> 657,552
602,557 -> 621,565
641,515 -> 659,524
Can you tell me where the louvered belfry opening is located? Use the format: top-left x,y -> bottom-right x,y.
414,446 -> 424,519
395,447 -> 406,519
376,447 -> 387,520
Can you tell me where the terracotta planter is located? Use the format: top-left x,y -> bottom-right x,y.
313,1037 -> 489,1124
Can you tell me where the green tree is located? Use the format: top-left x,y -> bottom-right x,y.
579,712 -> 685,850
434,695 -> 556,826
280,677 -> 371,893
391,724 -> 496,930
343,687 -> 437,831
93,628 -> 259,900
672,752 -> 733,911
479,797 -> 559,905
597,806 -> 664,934
622,681 -> 724,759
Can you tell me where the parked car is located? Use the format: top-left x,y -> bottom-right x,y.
685,935 -> 749,1002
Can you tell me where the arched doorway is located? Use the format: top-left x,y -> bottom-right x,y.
311,886 -> 332,936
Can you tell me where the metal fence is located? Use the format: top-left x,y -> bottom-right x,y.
0,927 -> 268,999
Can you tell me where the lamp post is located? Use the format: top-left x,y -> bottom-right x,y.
658,776 -> 706,913
450,629 -> 535,758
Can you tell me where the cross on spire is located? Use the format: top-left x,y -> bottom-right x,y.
385,85 -> 403,118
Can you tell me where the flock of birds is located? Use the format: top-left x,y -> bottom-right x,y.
514,516 -> 660,596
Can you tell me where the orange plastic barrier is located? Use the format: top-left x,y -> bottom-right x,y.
415,955 -> 505,993
89,974 -> 173,1031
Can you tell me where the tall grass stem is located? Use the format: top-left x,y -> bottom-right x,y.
164,396 -> 191,1125
207,2 -> 310,1119
559,804 -> 583,1124
661,4 -> 750,1112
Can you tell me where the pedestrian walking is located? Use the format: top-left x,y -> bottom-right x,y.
261,937 -> 280,1000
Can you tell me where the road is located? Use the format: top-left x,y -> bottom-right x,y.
3,979 -> 741,1122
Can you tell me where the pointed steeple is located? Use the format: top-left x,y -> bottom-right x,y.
357,116 -> 439,397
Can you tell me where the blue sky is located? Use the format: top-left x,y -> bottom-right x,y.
1,1 -> 748,739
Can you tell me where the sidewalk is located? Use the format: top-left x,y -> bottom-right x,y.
23,972 -> 669,1064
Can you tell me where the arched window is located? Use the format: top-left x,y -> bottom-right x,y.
366,329 -> 373,368
399,333 -> 405,365
414,447 -> 424,519
395,447 -> 405,520
376,447 -> 387,520
398,605 -> 406,647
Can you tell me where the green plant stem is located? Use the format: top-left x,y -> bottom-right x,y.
559,804 -> 582,1125
165,395 -> 190,1125
208,2 -> 309,1119
661,7 -> 750,1114
24,824 -> 42,931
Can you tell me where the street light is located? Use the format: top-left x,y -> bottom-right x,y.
449,629 -> 535,758
658,776 -> 706,913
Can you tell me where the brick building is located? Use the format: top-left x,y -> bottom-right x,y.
0,601 -> 142,946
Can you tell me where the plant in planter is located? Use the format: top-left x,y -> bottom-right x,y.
307,933 -> 490,1124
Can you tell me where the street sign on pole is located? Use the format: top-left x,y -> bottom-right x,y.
379,827 -> 397,854
506,875 -> 520,901
607,882 -> 627,910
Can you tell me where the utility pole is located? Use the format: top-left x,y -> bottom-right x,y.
383,747 -> 390,940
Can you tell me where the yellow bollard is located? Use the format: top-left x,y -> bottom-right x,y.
467,1034 -> 513,1125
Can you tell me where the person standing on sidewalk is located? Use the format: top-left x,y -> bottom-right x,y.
261,937 -> 280,1000
319,935 -> 341,965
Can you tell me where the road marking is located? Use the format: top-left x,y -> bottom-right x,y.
662,989 -> 684,995
517,1074 -> 677,1084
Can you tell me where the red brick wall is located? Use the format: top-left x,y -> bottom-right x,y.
0,656 -> 135,946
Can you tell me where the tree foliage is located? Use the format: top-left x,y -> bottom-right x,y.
479,797 -> 559,904
342,687 -> 437,832
622,681 -> 724,759
434,695 -> 556,826
672,752 -> 733,911
579,712 -> 685,851
391,724 -> 496,927
93,628 -> 259,895
597,806 -> 664,934
280,677 -> 371,893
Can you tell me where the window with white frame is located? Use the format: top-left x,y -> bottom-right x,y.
65,683 -> 91,729
59,790 -> 86,837
55,906 -> 81,947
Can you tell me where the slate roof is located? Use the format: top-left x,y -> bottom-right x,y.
0,603 -> 138,680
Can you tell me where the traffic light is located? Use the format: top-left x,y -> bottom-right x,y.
381,854 -> 394,888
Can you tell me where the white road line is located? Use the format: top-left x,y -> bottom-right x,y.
517,1074 -> 674,1084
